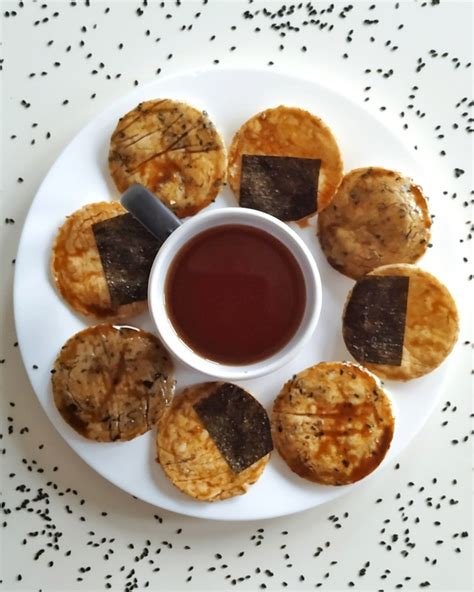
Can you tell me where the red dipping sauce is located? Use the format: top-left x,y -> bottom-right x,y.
165,224 -> 306,365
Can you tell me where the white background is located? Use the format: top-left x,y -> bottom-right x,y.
0,1 -> 472,591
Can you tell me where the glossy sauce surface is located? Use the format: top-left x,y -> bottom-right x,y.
165,224 -> 306,364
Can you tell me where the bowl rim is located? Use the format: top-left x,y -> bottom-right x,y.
148,207 -> 322,380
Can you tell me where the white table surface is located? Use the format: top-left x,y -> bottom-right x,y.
1,1 -> 472,591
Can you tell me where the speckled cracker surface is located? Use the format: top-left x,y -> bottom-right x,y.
346,264 -> 460,381
272,362 -> 394,486
318,167 -> 431,279
52,325 -> 175,442
156,383 -> 270,501
228,105 -> 343,215
51,202 -> 149,320
108,99 -> 227,218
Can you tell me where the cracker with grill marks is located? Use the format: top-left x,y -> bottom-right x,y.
109,99 -> 227,218
156,382 -> 270,501
52,325 -> 175,442
272,362 -> 394,486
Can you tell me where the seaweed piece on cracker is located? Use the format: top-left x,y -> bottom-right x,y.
193,382 -> 273,473
239,154 -> 320,221
93,213 -> 160,307
343,264 -> 459,381
228,105 -> 343,215
51,202 -> 149,320
343,275 -> 409,366
156,382 -> 270,501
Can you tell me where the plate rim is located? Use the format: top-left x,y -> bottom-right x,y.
13,65 -> 456,521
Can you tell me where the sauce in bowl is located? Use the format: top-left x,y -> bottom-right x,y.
165,224 -> 306,365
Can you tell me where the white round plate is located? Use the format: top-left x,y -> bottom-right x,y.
14,68 -> 457,521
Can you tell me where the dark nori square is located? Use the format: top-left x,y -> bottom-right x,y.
343,275 -> 409,366
93,213 -> 161,307
194,383 -> 273,473
239,154 -> 320,221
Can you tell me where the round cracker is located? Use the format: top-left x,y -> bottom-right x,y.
343,264 -> 459,381
51,201 -> 147,320
156,382 -> 270,501
108,99 -> 226,218
227,105 -> 343,214
272,362 -> 394,485
318,167 -> 431,279
52,324 -> 175,442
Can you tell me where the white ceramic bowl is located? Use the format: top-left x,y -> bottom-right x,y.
148,208 -> 322,380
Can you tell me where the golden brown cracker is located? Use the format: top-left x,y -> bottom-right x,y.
156,383 -> 270,501
272,362 -> 394,485
52,325 -> 175,442
346,264 -> 459,381
51,202 -> 150,320
227,105 -> 343,215
318,167 -> 431,279
108,99 -> 226,218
